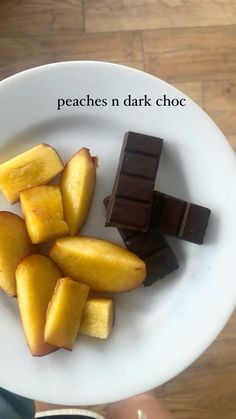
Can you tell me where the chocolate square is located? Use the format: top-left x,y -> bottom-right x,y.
178,204 -> 211,244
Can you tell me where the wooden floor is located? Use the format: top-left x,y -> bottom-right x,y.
1,1 -> 236,418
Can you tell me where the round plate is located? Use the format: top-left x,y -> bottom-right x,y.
0,62 -> 235,406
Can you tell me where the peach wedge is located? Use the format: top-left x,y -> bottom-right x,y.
60,148 -> 97,235
50,236 -> 146,292
16,254 -> 61,356
0,211 -> 35,297
20,185 -> 69,244
45,277 -> 89,351
0,143 -> 63,203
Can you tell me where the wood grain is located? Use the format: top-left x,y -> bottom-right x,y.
143,26 -> 236,82
84,0 -> 236,33
52,31 -> 142,64
0,0 -> 83,36
203,79 -> 236,136
0,37 -> 55,80
0,32 -> 143,80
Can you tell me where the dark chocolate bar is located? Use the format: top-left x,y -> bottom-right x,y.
151,191 -> 211,244
103,196 -> 179,286
105,131 -> 163,231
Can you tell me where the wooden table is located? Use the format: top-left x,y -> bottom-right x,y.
0,1 -> 235,417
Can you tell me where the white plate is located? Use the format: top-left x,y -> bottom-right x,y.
0,61 -> 236,406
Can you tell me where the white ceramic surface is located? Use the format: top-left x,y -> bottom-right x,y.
0,61 -> 235,406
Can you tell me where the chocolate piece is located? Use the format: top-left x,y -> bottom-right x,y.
151,192 -> 211,244
105,131 -> 163,231
144,248 -> 179,287
116,173 -> 154,202
106,197 -> 151,231
119,229 -> 179,286
103,196 -> 179,286
178,203 -> 211,244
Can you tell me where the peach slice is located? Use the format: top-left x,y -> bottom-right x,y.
50,236 -> 146,292
60,148 -> 97,235
16,254 -> 61,356
0,211 -> 35,297
44,277 -> 89,351
20,185 -> 69,244
0,143 -> 63,203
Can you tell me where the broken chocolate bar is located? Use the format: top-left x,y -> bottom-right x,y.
151,191 -> 211,244
104,196 -> 179,286
105,131 -> 163,231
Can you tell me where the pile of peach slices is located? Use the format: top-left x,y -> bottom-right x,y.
0,144 -> 146,356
